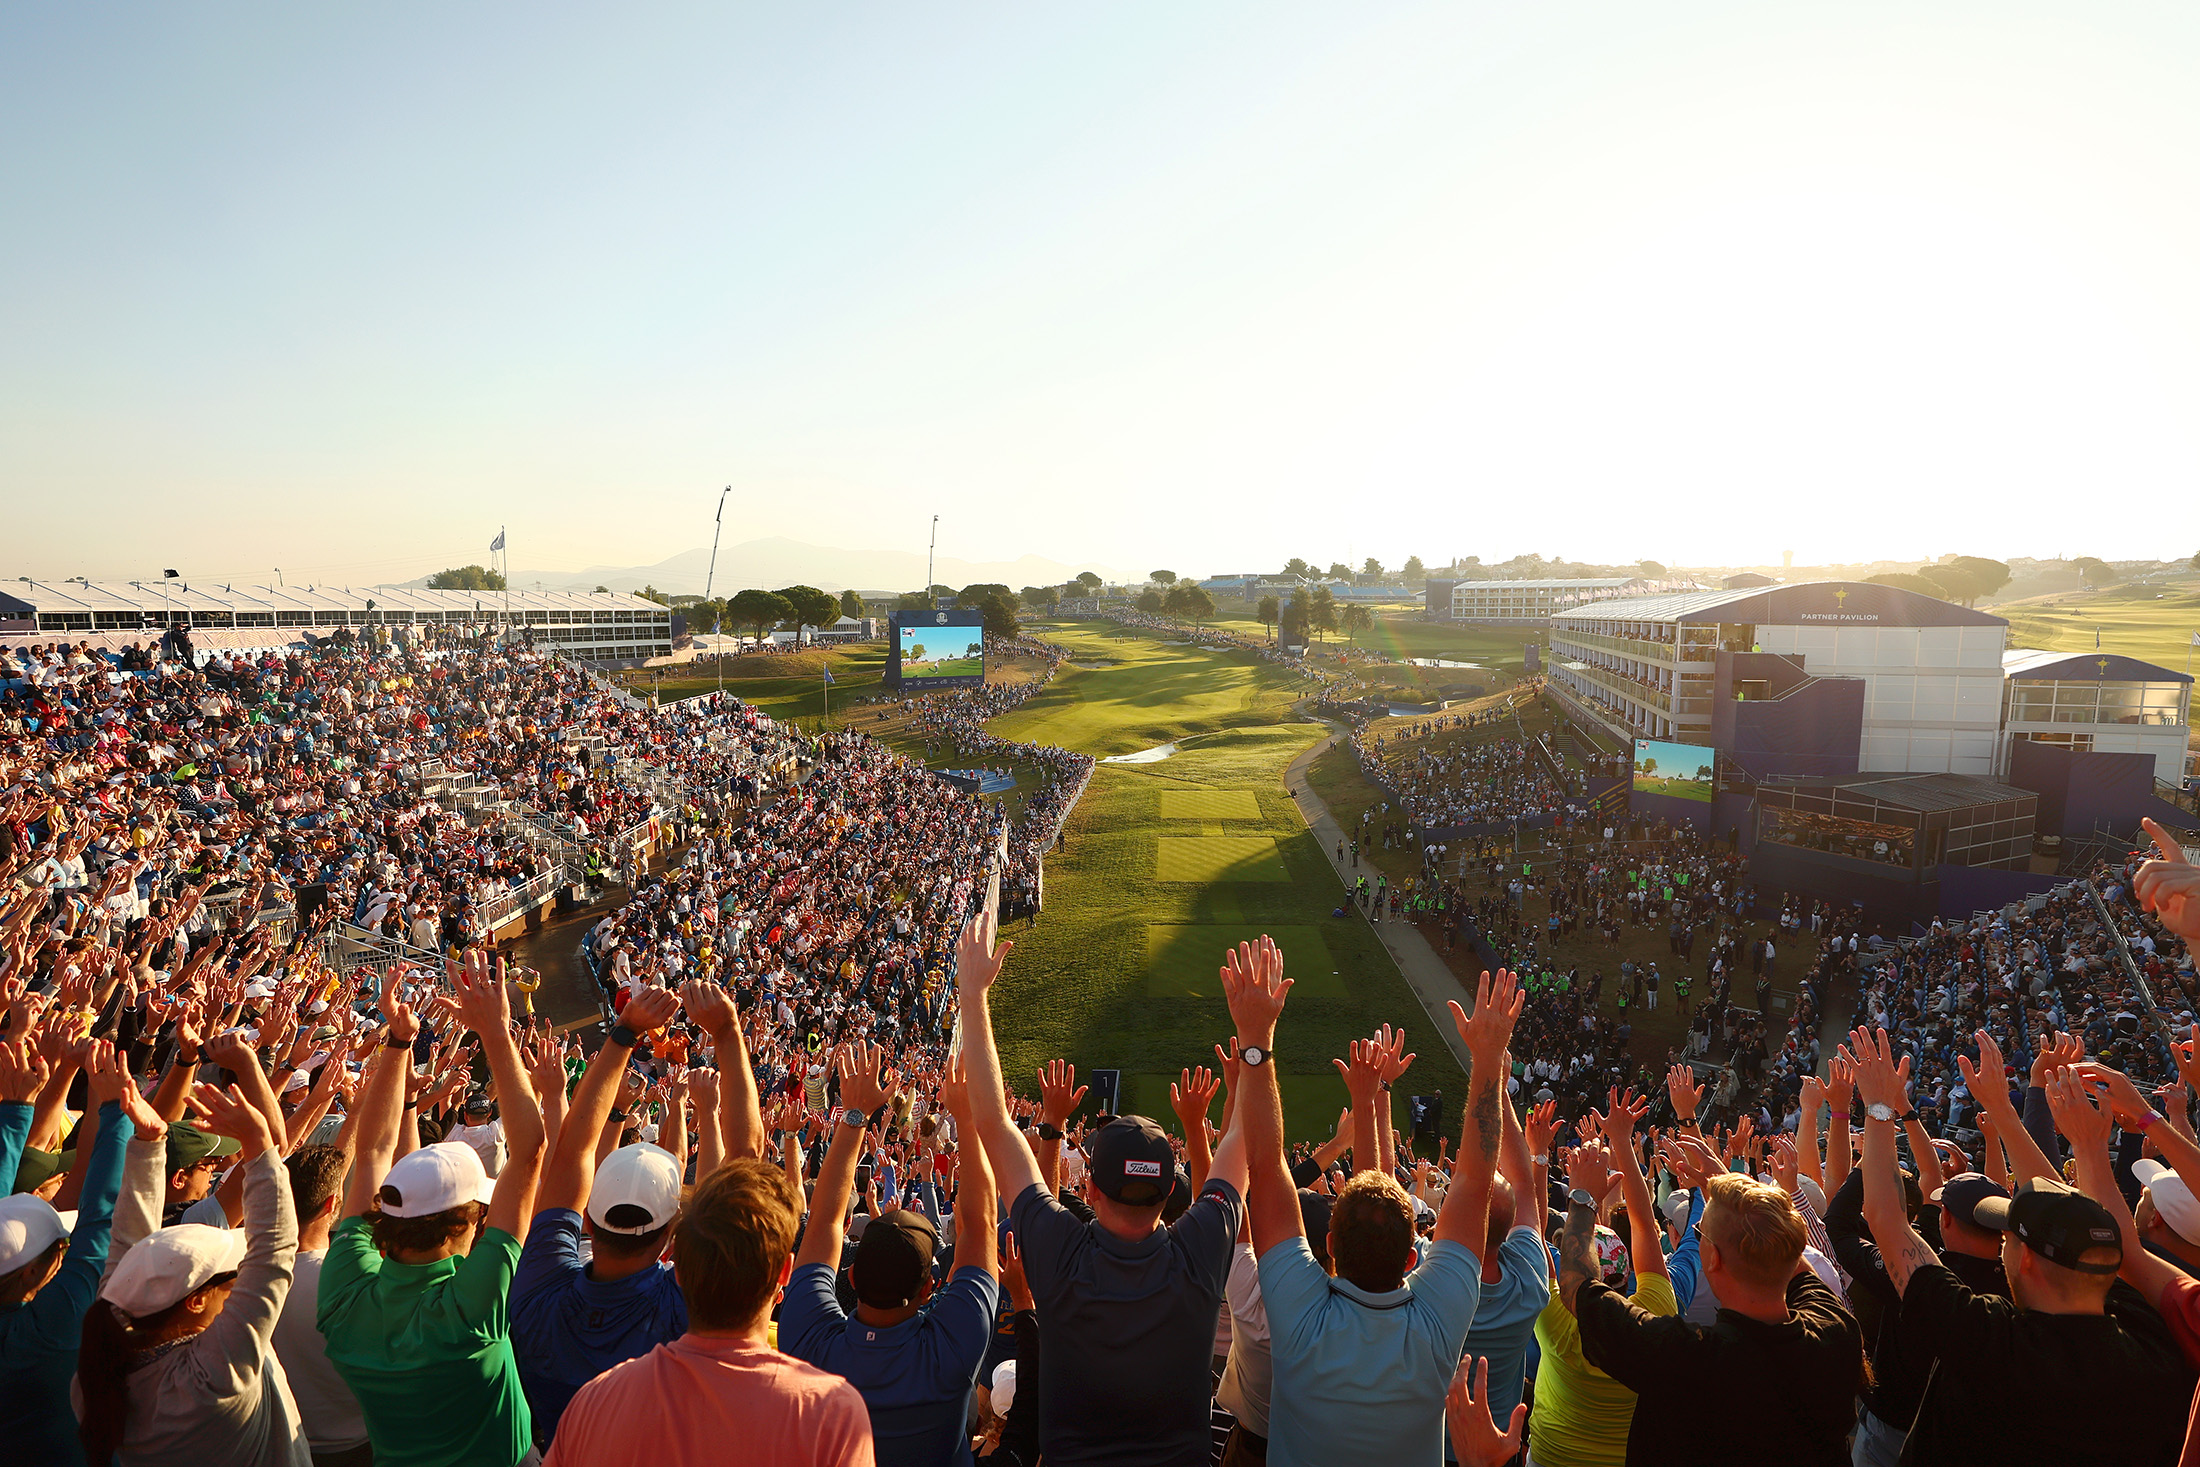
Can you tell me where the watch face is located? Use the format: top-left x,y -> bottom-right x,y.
1242,1046 -> 1267,1067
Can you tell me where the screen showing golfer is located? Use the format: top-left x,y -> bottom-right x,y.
1633,737 -> 1714,802
898,622 -> 985,680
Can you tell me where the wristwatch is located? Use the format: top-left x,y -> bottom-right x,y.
840,1106 -> 873,1129
608,1022 -> 641,1049
1865,1102 -> 1899,1123
1569,1187 -> 1596,1209
1240,1045 -> 1271,1068
1036,1122 -> 1064,1142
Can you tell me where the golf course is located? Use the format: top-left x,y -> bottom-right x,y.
968,621 -> 1471,1140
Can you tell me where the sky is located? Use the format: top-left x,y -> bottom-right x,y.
7,2 -> 2200,587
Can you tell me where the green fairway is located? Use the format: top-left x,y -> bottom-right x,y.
906,657 -> 985,679
1155,836 -> 1291,883
1999,583 -> 2200,731
982,626 -> 1470,1142
1143,924 -> 1345,997
1158,788 -> 1263,820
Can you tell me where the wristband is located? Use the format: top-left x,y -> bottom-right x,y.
2136,1111 -> 2161,1132
608,1023 -> 641,1049
1036,1122 -> 1063,1142
383,1033 -> 412,1050
608,1109 -> 630,1124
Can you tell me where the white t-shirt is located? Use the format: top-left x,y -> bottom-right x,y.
1217,1244 -> 1274,1435
271,1249 -> 371,1451
1060,1145 -> 1087,1190
446,1118 -> 507,1177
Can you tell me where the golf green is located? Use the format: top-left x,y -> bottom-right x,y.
1158,788 -> 1263,821
1155,836 -> 1290,883
1143,924 -> 1346,998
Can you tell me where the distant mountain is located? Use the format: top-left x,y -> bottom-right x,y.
399,537 -> 1125,597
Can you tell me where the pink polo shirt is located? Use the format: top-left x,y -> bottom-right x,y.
544,1333 -> 873,1467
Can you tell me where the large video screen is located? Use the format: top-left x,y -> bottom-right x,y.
1633,738 -> 1714,803
891,610 -> 987,687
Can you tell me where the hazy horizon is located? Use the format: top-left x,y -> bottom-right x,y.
9,4 -> 2200,584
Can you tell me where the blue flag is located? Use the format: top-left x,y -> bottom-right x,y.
821,666 -> 835,685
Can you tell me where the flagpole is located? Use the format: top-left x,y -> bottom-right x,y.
500,526 -> 510,640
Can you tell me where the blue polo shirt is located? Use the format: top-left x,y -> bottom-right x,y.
779,1260 -> 1000,1467
1448,1225 -> 1551,1460
507,1208 -> 687,1446
1259,1234 -> 1483,1467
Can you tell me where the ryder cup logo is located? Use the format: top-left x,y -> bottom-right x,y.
935,612 -> 948,624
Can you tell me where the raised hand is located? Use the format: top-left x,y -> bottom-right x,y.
621,984 -> 683,1035
1767,1135 -> 1799,1194
82,1040 -> 130,1106
1849,1027 -> 1912,1112
1036,1058 -> 1087,1127
2172,1026 -> 2200,1097
1800,1074 -> 1825,1118
2135,818 -> 2200,940
1666,1062 -> 1703,1123
1220,936 -> 1291,1045
2029,1029 -> 2085,1089
955,909 -> 1014,996
838,1040 -> 899,1118
1375,1023 -> 1416,1085
2072,1061 -> 2159,1130
452,948 -> 513,1037
187,1080 -> 276,1156
0,1036 -> 50,1105
1447,968 -> 1523,1067
939,1052 -> 973,1121
1213,1036 -> 1243,1096
1957,1028 -> 2009,1108
379,966 -> 420,1044
1565,1140 -> 1616,1203
678,978 -> 738,1035
1332,1037 -> 1385,1108
1525,1099 -> 1560,1157
2044,1066 -> 2114,1154
1599,1086 -> 1649,1149
1825,1053 -> 1856,1113
1170,1066 -> 1220,1133
1446,1356 -> 1529,1467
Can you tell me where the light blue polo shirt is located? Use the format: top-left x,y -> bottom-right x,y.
1259,1234 -> 1482,1467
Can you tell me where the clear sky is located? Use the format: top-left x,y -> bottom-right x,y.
7,3 -> 2200,586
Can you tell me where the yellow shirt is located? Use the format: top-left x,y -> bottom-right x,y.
1528,1271 -> 1677,1467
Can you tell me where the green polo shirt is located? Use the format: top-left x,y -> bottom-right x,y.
317,1216 -> 531,1467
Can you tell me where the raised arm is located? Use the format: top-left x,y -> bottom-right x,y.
1335,1037 -> 1385,1179
681,978 -> 764,1161
454,950 -> 543,1239
1796,1073 -> 1826,1195
1851,1027 -> 1937,1298
940,1054 -> 997,1277
1376,1024 -> 1414,1176
340,973 -> 418,1221
1957,1028 -> 2058,1186
1436,969 -> 1523,1253
1600,1087 -> 1666,1280
1033,1058 -> 1085,1195
1822,1053 -> 1855,1195
539,985 -> 680,1217
1554,1141 -> 1616,1313
1169,1065 -> 1219,1193
795,1043 -> 897,1270
2040,1067 -> 2175,1300
952,911 -> 1045,1202
1221,936 -> 1298,1257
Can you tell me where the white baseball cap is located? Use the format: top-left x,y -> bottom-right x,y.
587,1143 -> 683,1235
378,1141 -> 495,1217
100,1223 -> 247,1317
990,1360 -> 1018,1415
2135,1160 -> 2200,1245
0,1194 -> 70,1276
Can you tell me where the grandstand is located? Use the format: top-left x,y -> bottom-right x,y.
0,578 -> 675,663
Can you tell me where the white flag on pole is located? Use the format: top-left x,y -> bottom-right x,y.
489,529 -> 505,553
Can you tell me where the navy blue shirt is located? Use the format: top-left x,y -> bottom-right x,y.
507,1208 -> 687,1445
780,1260 -> 1001,1467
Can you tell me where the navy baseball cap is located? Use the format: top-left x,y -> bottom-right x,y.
1088,1116 -> 1174,1205
1929,1173 -> 2009,1231
1973,1176 -> 2122,1274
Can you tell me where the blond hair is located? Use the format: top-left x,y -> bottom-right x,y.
1702,1171 -> 1806,1290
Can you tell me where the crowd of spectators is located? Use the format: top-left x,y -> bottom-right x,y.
1355,723 -> 1567,832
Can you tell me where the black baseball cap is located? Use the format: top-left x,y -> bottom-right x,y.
851,1208 -> 939,1308
1929,1173 -> 2009,1231
1088,1115 -> 1175,1205
1972,1176 -> 2122,1274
